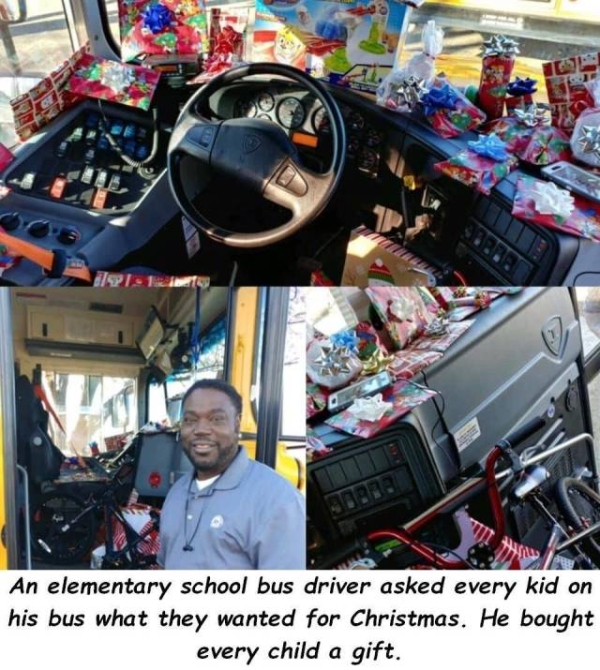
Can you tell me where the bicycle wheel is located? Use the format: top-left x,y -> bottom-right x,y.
555,478 -> 600,567
30,491 -> 97,565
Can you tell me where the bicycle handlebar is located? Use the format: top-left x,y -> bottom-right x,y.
500,416 -> 545,449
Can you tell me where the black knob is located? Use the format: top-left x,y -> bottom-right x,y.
0,212 -> 22,231
28,220 -> 50,238
57,226 -> 79,245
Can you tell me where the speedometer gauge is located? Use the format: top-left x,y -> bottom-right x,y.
312,107 -> 331,134
276,97 -> 305,129
257,92 -> 275,112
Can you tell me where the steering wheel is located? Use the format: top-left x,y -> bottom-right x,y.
167,62 -> 346,249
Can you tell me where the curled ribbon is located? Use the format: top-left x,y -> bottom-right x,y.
481,35 -> 520,58
330,329 -> 360,353
507,77 -> 538,97
531,181 -> 575,218
467,134 -> 510,161
578,125 -> 600,159
100,63 -> 135,92
512,104 -> 550,128
142,3 -> 173,34
314,343 -> 353,377
420,83 -> 458,116
347,394 -> 393,422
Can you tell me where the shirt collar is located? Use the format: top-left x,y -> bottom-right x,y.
187,447 -> 249,496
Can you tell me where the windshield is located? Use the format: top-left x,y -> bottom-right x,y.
1,0 -> 598,148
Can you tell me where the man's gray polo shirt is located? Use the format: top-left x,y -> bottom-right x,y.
157,447 -> 306,569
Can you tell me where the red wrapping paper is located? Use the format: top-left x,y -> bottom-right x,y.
479,54 -> 515,120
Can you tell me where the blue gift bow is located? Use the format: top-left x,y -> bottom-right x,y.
420,84 -> 458,116
507,77 -> 538,97
142,3 -> 173,34
467,134 -> 510,161
330,329 -> 359,353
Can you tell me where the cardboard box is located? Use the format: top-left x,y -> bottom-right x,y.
253,0 -> 410,94
341,226 -> 437,286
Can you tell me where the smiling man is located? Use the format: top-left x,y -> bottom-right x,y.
157,378 -> 306,569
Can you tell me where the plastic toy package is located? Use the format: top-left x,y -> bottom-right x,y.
118,0 -> 209,63
252,0 -> 411,94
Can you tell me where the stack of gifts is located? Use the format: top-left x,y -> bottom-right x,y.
306,288 -> 503,445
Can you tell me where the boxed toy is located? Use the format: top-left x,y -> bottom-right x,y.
252,0 -> 411,94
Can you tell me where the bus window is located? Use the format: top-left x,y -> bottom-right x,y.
41,371 -> 136,456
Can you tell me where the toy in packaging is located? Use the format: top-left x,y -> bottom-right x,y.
10,43 -> 91,142
512,175 -> 600,242
118,0 -> 209,63
253,0 -> 410,94
478,35 -> 519,120
543,51 -> 599,133
65,55 -> 161,111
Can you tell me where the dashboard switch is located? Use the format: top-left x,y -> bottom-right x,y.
58,226 -> 80,245
49,176 -> 68,199
92,188 -> 108,209
21,172 -> 36,190
28,220 -> 50,238
0,212 -> 22,231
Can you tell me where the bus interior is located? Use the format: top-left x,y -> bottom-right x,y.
0,285 -> 306,568
0,1 -> 599,287
306,287 -> 600,569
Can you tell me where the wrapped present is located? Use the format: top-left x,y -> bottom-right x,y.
410,319 -> 473,353
484,105 -> 572,166
434,134 -> 518,195
478,35 -> 519,120
356,321 -> 389,360
118,0 -> 208,63
512,176 -> 600,242
387,349 -> 442,379
10,43 -> 91,142
365,287 -> 434,351
420,76 -> 486,139
307,427 -> 332,462
65,55 -> 161,111
0,143 -> 14,171
307,383 -> 328,419
93,271 -> 209,287
543,51 -> 599,133
342,226 -> 437,287
505,77 -> 537,113
306,338 -> 363,390
324,380 -> 436,439
570,80 -> 600,168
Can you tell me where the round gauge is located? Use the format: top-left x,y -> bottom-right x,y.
257,92 -> 275,112
257,113 -> 271,120
236,99 -> 257,118
366,128 -> 383,147
312,107 -> 331,134
277,97 -> 306,129
348,111 -> 365,133
358,149 -> 378,172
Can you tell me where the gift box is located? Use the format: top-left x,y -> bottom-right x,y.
307,383 -> 328,419
478,35 -> 519,120
365,286 -> 434,351
0,143 -> 14,171
543,51 -> 599,133
342,225 -> 437,288
118,0 -> 208,63
512,175 -> 600,242
65,55 -> 161,111
324,379 -> 436,439
570,80 -> 600,168
420,77 -> 486,139
93,271 -> 210,287
10,43 -> 91,142
387,349 -> 442,379
504,77 -> 537,113
410,319 -> 473,352
434,134 -> 519,196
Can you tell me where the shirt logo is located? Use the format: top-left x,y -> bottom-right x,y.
210,515 -> 224,529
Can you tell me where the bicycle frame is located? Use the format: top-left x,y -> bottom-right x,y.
366,432 -> 600,570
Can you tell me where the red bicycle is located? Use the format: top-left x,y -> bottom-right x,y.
364,418 -> 600,570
